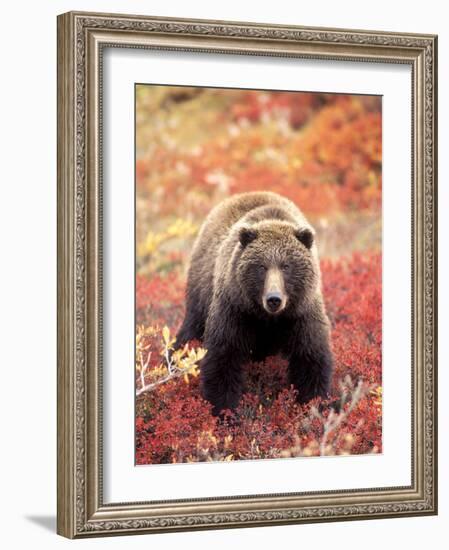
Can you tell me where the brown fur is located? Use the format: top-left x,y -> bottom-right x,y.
176,191 -> 333,416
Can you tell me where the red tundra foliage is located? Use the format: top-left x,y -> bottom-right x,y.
135,252 -> 382,464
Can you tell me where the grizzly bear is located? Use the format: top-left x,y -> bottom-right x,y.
176,191 -> 333,416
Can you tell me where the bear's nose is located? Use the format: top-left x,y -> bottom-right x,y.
266,292 -> 282,311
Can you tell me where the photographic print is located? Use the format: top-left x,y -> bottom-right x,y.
57,12 -> 436,537
135,85 -> 382,465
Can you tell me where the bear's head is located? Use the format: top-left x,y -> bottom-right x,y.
236,221 -> 319,317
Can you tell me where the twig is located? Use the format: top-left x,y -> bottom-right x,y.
135,326 -> 206,397
319,380 -> 366,456
136,370 -> 183,396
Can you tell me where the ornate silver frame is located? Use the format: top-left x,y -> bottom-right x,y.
57,11 -> 438,538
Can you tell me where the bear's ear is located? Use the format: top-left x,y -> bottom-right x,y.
294,227 -> 314,249
239,226 -> 258,248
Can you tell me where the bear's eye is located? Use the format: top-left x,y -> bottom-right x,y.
258,265 -> 267,273
281,264 -> 290,271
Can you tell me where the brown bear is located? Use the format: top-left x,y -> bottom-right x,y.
176,191 -> 333,416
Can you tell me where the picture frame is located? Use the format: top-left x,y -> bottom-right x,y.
57,10 -> 438,538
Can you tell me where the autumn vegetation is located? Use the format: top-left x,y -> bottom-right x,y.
135,86 -> 382,464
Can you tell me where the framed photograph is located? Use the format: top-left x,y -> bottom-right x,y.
57,11 -> 438,538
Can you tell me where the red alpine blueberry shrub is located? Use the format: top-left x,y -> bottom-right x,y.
135,252 -> 382,464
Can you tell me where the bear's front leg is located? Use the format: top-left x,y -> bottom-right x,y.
175,285 -> 207,348
201,305 -> 252,416
286,314 -> 333,404
200,348 -> 246,416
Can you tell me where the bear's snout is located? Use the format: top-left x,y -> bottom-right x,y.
266,292 -> 282,312
263,267 -> 287,314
